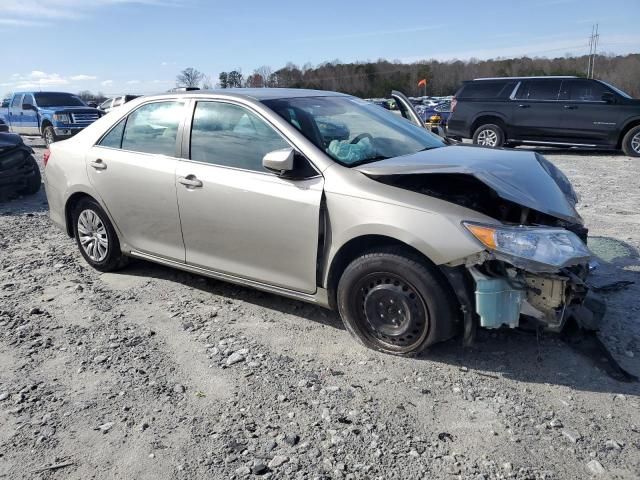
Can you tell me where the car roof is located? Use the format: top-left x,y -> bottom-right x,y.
146,88 -> 350,102
13,91 -> 77,94
471,76 -> 578,81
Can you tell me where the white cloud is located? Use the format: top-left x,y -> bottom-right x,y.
0,0 -> 190,27
71,74 -> 98,81
101,80 -> 114,87
126,80 -> 141,85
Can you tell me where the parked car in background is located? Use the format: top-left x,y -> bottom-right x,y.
1,92 -> 102,146
0,132 -> 41,198
447,76 -> 640,156
98,95 -> 141,113
44,88 -> 601,356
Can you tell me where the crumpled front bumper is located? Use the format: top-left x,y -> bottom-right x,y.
441,259 -> 606,345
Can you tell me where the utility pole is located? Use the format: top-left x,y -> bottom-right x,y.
587,24 -> 600,79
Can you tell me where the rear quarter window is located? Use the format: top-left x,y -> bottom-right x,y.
457,81 -> 515,100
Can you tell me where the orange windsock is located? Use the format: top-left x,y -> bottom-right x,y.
417,78 -> 427,88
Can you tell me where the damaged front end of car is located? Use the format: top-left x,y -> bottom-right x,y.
356,146 -> 606,343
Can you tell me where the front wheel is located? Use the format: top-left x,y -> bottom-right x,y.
621,125 -> 640,157
72,198 -> 127,272
43,125 -> 57,147
336,248 -> 459,356
472,124 -> 505,148
18,155 -> 41,195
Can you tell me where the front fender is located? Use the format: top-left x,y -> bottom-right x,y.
320,192 -> 488,288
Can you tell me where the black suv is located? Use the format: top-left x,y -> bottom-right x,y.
447,76 -> 640,157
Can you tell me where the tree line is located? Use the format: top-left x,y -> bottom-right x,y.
177,53 -> 640,98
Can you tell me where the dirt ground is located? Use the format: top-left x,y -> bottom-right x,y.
0,137 -> 638,480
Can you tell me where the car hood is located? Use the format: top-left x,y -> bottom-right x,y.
355,145 -> 581,224
38,106 -> 100,114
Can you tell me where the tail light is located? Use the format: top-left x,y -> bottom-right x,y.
43,149 -> 51,167
451,97 -> 457,113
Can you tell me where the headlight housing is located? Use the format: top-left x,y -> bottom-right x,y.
464,222 -> 591,272
53,113 -> 71,123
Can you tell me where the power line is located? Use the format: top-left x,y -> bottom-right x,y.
587,24 -> 600,78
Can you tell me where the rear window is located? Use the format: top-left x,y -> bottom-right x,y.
457,81 -> 515,99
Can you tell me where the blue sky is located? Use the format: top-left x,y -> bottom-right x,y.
1,0 -> 639,97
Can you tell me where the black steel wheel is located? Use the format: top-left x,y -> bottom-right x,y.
337,247 -> 459,356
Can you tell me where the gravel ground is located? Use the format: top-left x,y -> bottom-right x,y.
0,137 -> 638,480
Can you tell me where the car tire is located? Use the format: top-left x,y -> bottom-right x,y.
72,197 -> 128,272
472,124 -> 505,148
336,247 -> 459,356
43,125 -> 57,147
621,125 -> 640,157
18,155 -> 41,195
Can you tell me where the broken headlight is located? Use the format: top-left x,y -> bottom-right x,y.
463,222 -> 591,271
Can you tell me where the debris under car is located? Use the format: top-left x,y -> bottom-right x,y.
357,145 -> 608,346
0,132 -> 41,199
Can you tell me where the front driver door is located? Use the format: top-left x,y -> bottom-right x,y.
175,100 -> 323,293
86,100 -> 187,261
21,94 -> 39,135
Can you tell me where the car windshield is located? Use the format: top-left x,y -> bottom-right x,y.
597,81 -> 632,99
262,96 -> 445,167
33,92 -> 86,107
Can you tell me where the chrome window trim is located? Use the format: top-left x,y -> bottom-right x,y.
183,98 -> 322,179
94,98 -> 187,156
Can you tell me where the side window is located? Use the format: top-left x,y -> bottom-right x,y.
515,80 -> 562,101
113,97 -> 123,107
460,81 -> 514,99
121,101 -> 183,155
98,118 -> 127,148
190,102 -> 289,172
560,80 -> 609,102
11,95 -> 23,108
100,99 -> 112,109
22,94 -> 35,108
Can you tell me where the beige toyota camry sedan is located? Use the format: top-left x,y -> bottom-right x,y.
44,88 -> 602,356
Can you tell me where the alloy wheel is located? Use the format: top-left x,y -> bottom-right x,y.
632,131 -> 640,155
77,209 -> 109,262
45,129 -> 55,146
476,129 -> 498,146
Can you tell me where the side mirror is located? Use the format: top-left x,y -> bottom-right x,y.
601,92 -> 615,103
262,147 -> 295,175
22,103 -> 36,111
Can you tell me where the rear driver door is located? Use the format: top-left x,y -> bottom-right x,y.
86,100 -> 187,261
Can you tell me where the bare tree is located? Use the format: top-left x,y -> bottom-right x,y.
176,67 -> 204,88
202,75 -> 213,90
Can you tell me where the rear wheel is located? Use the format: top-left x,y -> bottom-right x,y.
473,124 -> 505,148
43,125 -> 57,147
621,125 -> 640,157
336,247 -> 458,356
72,198 -> 127,272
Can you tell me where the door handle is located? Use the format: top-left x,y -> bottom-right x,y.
90,159 -> 107,170
178,175 -> 203,188
564,105 -> 578,110
517,104 -> 530,108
